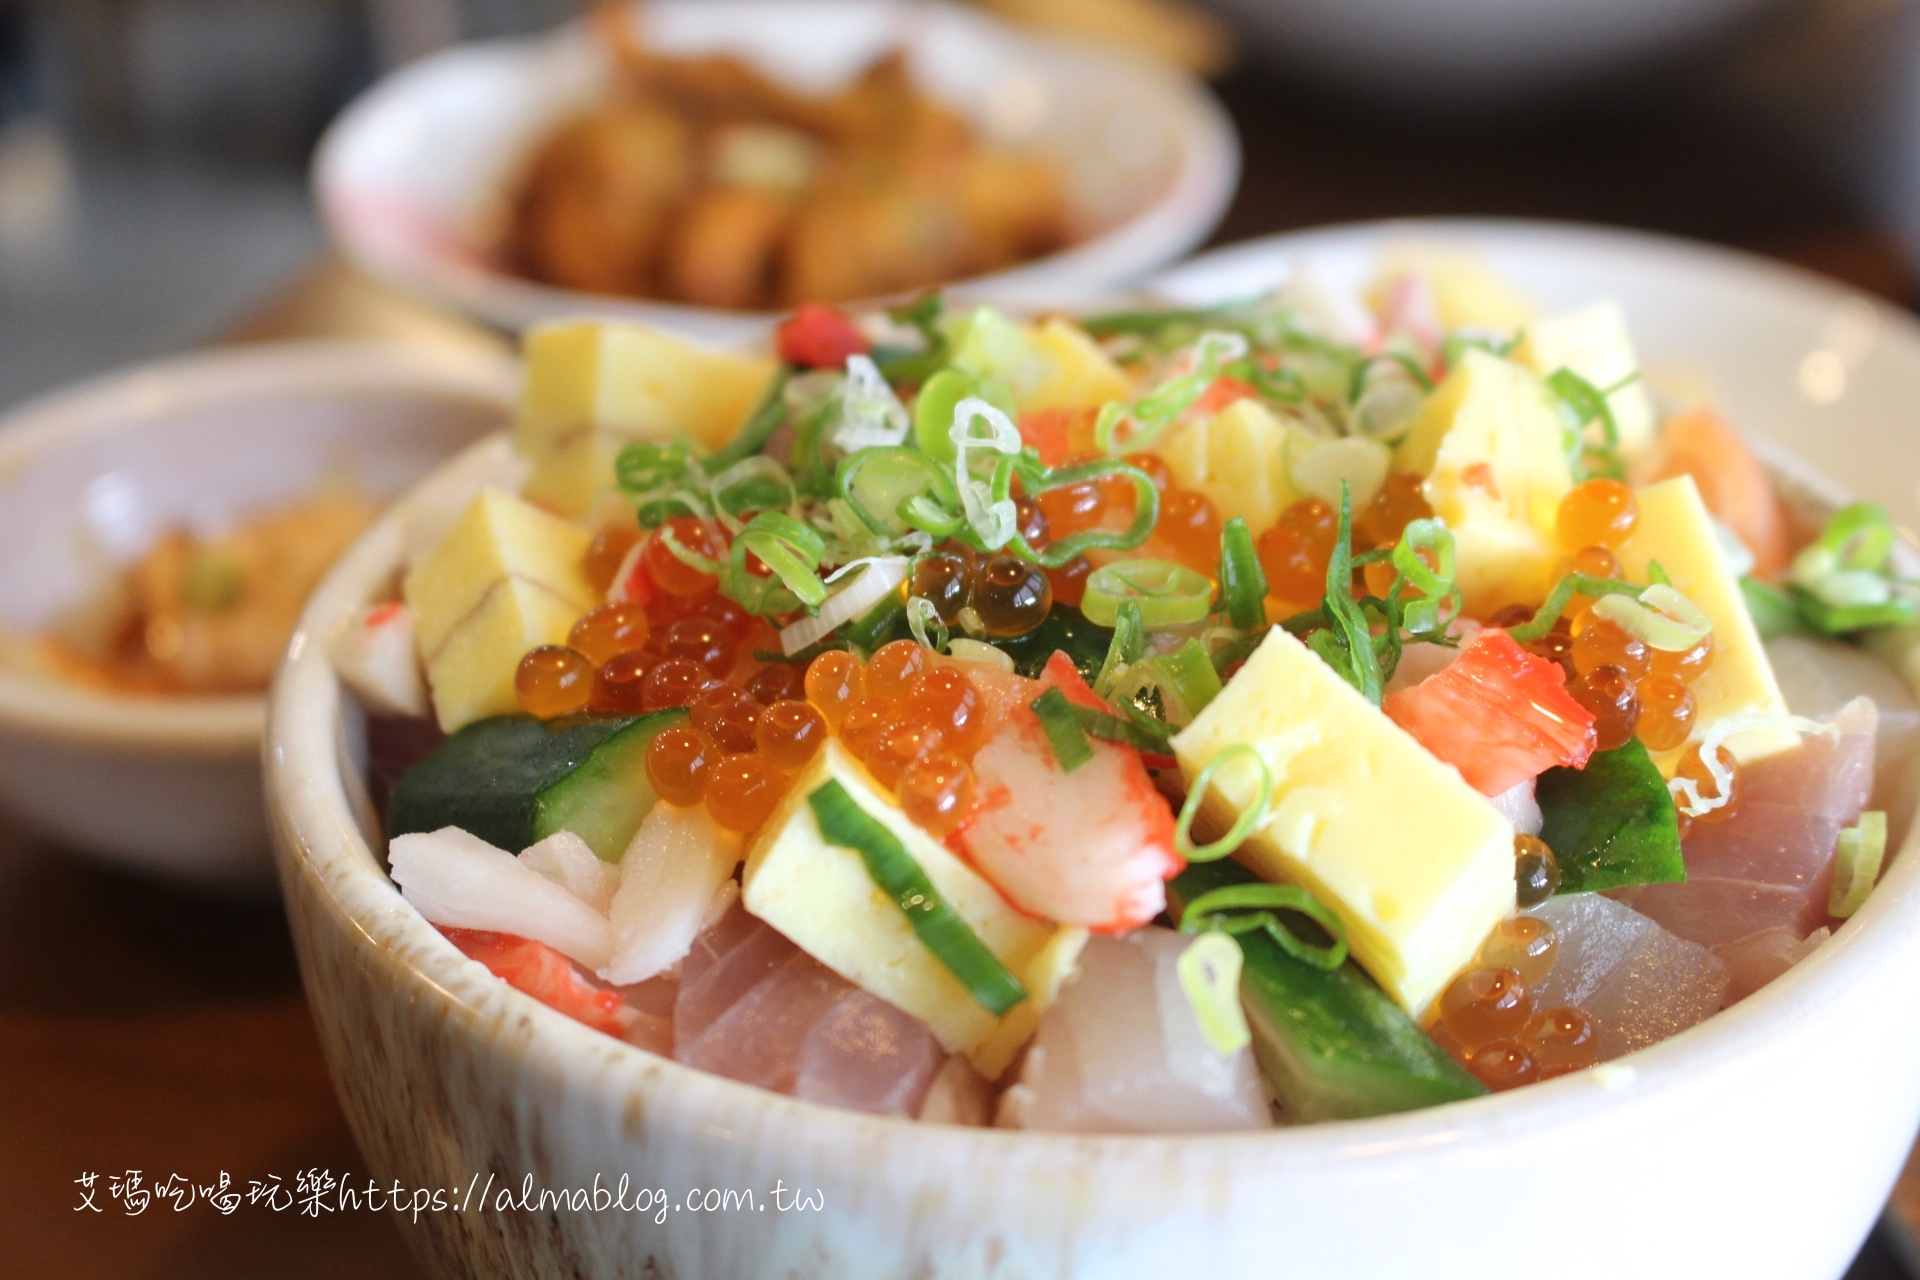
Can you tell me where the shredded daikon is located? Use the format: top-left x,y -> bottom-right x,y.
949,396 -> 1022,549
829,354 -> 911,454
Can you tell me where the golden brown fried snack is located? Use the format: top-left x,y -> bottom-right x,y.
663,185 -> 793,309
510,102 -> 693,296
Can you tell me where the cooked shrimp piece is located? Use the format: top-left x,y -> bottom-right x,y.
1642,406 -> 1790,578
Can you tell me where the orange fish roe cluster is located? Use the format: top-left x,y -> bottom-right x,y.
805,639 -> 987,837
1431,915 -> 1599,1091
1250,474 -> 1433,616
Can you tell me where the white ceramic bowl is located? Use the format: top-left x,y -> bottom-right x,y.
1198,0 -> 1773,110
268,223 -> 1920,1279
312,0 -> 1240,345
0,341 -> 514,887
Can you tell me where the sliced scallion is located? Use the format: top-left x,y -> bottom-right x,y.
1176,931 -> 1251,1056
1081,559 -> 1214,627
1030,687 -> 1095,773
1218,517 -> 1268,630
1179,881 -> 1350,972
1176,743 -> 1272,863
1829,810 -> 1888,918
807,781 -> 1028,1015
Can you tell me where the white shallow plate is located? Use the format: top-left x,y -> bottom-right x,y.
1146,219 -> 1920,535
313,0 -> 1239,344
268,221 -> 1920,1280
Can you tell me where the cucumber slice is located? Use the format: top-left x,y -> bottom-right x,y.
1168,861 -> 1486,1122
388,711 -> 685,862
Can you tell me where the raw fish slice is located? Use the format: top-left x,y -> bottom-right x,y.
917,1056 -> 996,1127
1677,802 -> 1841,889
674,906 -> 797,1047
1529,894 -> 1728,1060
392,827 -> 613,970
1731,697 -> 1876,820
618,973 -> 679,1057
1717,925 -> 1830,1004
1769,635 -> 1920,840
998,930 -> 1269,1133
1611,879 -> 1824,951
676,950 -> 853,1093
793,990 -> 943,1116
1583,920 -> 1730,1059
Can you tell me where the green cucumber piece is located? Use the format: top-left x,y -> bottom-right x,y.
1168,861 -> 1486,1122
388,711 -> 684,862
1537,738 -> 1685,895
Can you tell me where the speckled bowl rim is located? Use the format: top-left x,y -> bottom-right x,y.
266,222 -> 1920,1175
0,341 -> 516,758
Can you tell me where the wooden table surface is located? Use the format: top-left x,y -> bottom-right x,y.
4,62 -> 1919,1280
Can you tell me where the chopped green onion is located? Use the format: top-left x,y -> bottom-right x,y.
1012,458 -> 1160,567
1505,573 -> 1646,643
1218,517 -> 1268,630
1159,637 -> 1224,716
1178,881 -> 1350,972
1647,559 -> 1673,587
708,455 -> 799,531
947,637 -> 1016,671
1093,599 -> 1145,698
837,445 -> 960,539
1067,701 -> 1173,755
1829,810 -> 1888,917
1590,583 -> 1712,651
1176,743 -> 1272,862
1548,366 -> 1623,480
1081,559 -> 1214,627
906,596 -> 950,653
707,368 -> 792,471
657,523 -> 727,576
808,782 -> 1027,1015
1311,482 -> 1383,703
1741,576 -> 1811,639
727,512 -> 827,613
1094,330 -> 1248,455
1030,687 -> 1095,773
912,368 -> 972,462
1176,931 -> 1251,1055
1788,585 -> 1916,634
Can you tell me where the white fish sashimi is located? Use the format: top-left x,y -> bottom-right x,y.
916,1056 -> 996,1127
1529,894 -> 1728,1060
1769,634 -> 1920,842
1488,780 -> 1542,836
998,929 -> 1269,1133
391,826 -> 612,970
794,991 -> 943,1116
601,803 -> 744,986
518,831 -> 620,913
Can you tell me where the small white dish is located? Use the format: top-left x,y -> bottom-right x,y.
0,340 -> 514,887
312,0 -> 1240,344
267,222 -> 1920,1278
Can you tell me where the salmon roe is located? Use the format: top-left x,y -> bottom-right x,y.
1568,664 -> 1639,751
1675,744 -> 1742,824
866,720 -> 946,789
969,555 -> 1052,638
690,683 -> 763,753
640,657 -> 710,711
646,724 -> 715,807
584,525 -> 640,593
1357,471 -> 1432,548
644,516 -> 728,596
898,752 -> 976,836
1048,555 -> 1093,609
745,661 -> 805,705
1158,489 -> 1223,568
866,640 -> 928,703
1570,617 -> 1651,681
912,552 -> 974,622
1440,966 -> 1533,1046
1129,452 -> 1175,492
902,666 -> 984,755
1478,916 -> 1558,987
1555,478 -> 1638,550
569,602 -> 651,668
838,696 -> 895,758
1514,833 -> 1562,906
590,650 -> 652,715
1525,631 -> 1577,681
1525,1008 -> 1599,1078
1649,631 -> 1714,684
1465,1040 -> 1540,1091
756,699 -> 826,770
1636,674 -> 1696,751
804,650 -> 864,727
515,645 -> 594,718
705,752 -> 787,831
1255,526 -> 1329,605
663,615 -> 736,678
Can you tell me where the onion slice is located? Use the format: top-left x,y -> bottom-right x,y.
778,555 -> 909,655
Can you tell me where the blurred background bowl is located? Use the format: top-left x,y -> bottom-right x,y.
313,0 -> 1240,344
1195,0 -> 1778,110
0,340 -> 513,888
